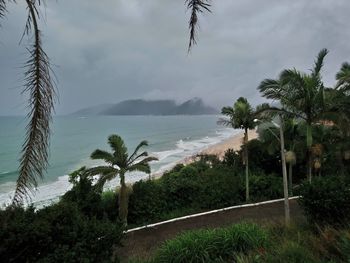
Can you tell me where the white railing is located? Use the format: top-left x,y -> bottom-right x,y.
126,196 -> 300,233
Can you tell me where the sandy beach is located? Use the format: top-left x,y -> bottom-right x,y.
153,129 -> 258,179
199,129 -> 258,159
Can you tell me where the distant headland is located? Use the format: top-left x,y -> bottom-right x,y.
70,98 -> 219,116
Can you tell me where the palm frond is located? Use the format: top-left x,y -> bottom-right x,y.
217,117 -> 232,127
128,163 -> 151,174
254,103 -> 274,120
336,62 -> 350,91
186,0 -> 211,52
312,48 -> 328,77
0,0 -> 8,20
85,166 -> 116,177
108,134 -> 128,165
90,149 -> 115,164
221,106 -> 234,116
94,172 -> 116,192
127,151 -> 148,166
127,140 -> 148,163
127,156 -> 158,174
13,0 -> 56,205
258,79 -> 282,100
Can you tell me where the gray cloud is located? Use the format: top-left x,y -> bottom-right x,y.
1,0 -> 350,115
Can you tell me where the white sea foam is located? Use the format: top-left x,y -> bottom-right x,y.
0,128 -> 238,208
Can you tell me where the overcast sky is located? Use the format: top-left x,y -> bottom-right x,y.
1,0 -> 350,115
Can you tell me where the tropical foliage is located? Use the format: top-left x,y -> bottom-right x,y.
131,222 -> 350,263
86,134 -> 157,225
219,97 -> 268,201
258,49 -> 349,182
0,202 -> 124,262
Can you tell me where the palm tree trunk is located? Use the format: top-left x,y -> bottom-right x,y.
306,123 -> 313,183
279,115 -> 290,225
118,173 -> 129,226
307,148 -> 312,183
288,162 -> 293,196
244,128 -> 249,202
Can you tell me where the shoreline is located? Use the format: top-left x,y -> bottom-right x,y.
153,129 -> 257,179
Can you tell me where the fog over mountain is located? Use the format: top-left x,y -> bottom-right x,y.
0,1 -> 350,115
71,98 -> 218,116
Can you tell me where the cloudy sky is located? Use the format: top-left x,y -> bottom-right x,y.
1,0 -> 350,115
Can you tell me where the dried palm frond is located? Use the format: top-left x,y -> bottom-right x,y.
0,0 -> 7,19
185,0 -> 211,52
12,0 -> 56,205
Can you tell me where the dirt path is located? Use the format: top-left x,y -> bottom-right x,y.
117,199 -> 304,261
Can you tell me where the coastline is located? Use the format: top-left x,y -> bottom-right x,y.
199,129 -> 257,159
153,129 -> 257,179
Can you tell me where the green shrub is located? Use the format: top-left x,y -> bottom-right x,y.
264,241 -> 317,263
222,148 -> 241,168
160,167 -> 202,210
245,139 -> 281,175
298,176 -> 350,225
61,167 -> 102,218
0,202 -> 124,262
198,167 -> 243,208
101,190 -> 119,221
153,223 -> 268,263
338,230 -> 350,262
250,175 -> 283,201
128,180 -> 167,225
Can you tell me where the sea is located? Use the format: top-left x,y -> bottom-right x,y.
0,115 -> 238,207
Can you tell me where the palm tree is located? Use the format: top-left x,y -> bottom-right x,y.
86,135 -> 158,225
219,97 -> 258,201
258,49 -> 332,182
336,62 -> 350,92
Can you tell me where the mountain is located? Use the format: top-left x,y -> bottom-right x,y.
70,104 -> 114,116
171,97 -> 217,115
71,98 -> 218,116
101,99 -> 177,115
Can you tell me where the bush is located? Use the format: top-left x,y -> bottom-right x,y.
250,174 -> 283,201
100,190 -> 119,221
153,223 -> 268,263
198,167 -> 243,208
61,167 -> 103,218
222,148 -> 241,168
245,139 -> 281,175
160,166 -> 202,211
264,241 -> 317,263
298,176 -> 350,225
123,162 -> 285,226
128,180 -> 167,225
0,202 -> 124,262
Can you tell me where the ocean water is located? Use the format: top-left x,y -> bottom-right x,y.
0,115 -> 238,206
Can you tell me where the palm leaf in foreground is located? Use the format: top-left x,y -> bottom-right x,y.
186,0 -> 211,52
13,0 -> 56,205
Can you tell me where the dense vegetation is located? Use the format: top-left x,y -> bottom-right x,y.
0,202 -> 123,262
59,153 -> 285,227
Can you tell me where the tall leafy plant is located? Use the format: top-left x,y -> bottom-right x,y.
87,135 -> 157,225
258,49 -> 332,182
219,97 -> 263,201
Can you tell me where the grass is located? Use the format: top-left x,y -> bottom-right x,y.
129,221 -> 350,263
130,222 -> 268,263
